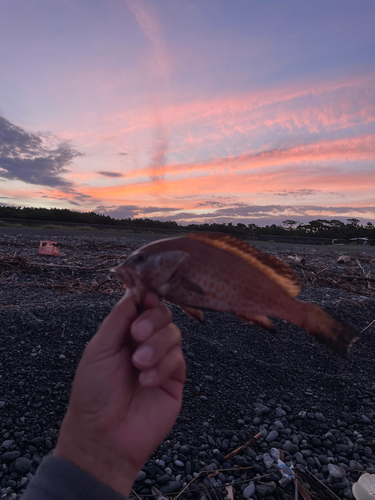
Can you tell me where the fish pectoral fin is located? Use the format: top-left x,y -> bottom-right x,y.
181,305 -> 205,322
239,314 -> 275,332
179,276 -> 205,295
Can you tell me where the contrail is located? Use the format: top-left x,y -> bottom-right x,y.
126,0 -> 170,186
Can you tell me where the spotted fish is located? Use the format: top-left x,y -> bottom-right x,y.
111,232 -> 360,356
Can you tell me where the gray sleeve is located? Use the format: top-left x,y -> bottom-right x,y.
20,455 -> 129,500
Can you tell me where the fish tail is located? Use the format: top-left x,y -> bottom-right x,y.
294,302 -> 360,357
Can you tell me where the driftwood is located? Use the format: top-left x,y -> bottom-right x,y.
224,432 -> 262,459
288,261 -> 374,298
295,465 -> 341,500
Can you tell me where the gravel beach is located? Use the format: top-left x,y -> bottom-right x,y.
1,229 -> 375,500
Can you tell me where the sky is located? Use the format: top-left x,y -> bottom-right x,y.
0,0 -> 375,226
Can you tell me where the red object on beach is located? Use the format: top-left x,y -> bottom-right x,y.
38,241 -> 60,256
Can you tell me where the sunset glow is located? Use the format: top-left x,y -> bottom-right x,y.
1,0 -> 374,225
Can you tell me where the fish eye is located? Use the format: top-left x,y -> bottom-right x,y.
135,253 -> 146,263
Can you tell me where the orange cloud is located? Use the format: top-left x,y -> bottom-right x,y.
82,163 -> 375,205
121,133 -> 375,180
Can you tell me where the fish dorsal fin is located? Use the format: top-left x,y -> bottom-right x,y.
188,232 -> 301,297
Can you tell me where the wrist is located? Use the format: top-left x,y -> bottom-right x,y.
54,412 -> 139,497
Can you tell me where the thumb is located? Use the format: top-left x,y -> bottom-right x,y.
89,292 -> 139,355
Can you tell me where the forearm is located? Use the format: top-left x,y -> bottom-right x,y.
20,454 -> 129,500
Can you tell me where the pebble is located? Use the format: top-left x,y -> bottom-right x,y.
328,464 -> 346,479
276,407 -> 286,417
1,451 -> 21,460
263,453 -> 273,468
256,482 -> 276,496
137,471 -> 146,481
283,442 -> 299,454
243,482 -> 255,498
259,426 -> 268,438
15,457 -> 32,473
266,430 -> 279,443
1,440 -> 13,450
159,481 -> 182,494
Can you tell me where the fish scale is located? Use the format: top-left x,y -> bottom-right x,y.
111,232 -> 360,357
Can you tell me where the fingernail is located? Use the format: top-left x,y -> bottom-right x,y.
133,319 -> 153,341
133,346 -> 154,366
139,369 -> 157,385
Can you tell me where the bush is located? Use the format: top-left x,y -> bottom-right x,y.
0,220 -> 10,227
40,224 -> 66,230
73,226 -> 97,231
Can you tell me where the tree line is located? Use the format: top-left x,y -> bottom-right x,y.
0,205 -> 374,239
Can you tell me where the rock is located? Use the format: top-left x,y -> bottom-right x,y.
15,457 -> 32,473
1,451 -> 21,460
144,465 -> 159,476
256,482 -> 276,497
266,430 -> 279,443
275,407 -> 286,417
254,403 -> 269,413
343,488 -> 355,499
328,464 -> 346,479
315,412 -> 326,422
361,415 -> 371,423
179,445 -> 190,455
136,471 -> 146,481
0,401 -> 5,409
175,460 -> 184,467
156,475 -> 170,485
234,456 -> 248,467
1,439 -> 13,449
159,481 -> 182,494
259,426 -> 268,438
336,444 -> 349,453
263,453 -> 273,469
243,482 -> 255,498
283,442 -> 299,454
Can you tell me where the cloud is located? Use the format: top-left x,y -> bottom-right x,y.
160,204 -> 375,226
127,0 -> 171,184
272,189 -> 344,198
0,116 -> 82,188
128,133 -> 375,181
95,204 -> 180,219
126,0 -> 170,78
92,202 -> 375,226
97,171 -> 124,178
274,189 -> 319,197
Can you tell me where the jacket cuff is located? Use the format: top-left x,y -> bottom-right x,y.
21,454 -> 129,500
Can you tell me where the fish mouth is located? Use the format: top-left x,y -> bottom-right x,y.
110,265 -> 136,288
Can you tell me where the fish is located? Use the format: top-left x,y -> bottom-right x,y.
111,232 -> 360,356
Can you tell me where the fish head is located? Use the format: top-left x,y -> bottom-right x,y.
111,248 -> 190,292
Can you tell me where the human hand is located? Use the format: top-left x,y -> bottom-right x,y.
54,291 -> 185,496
